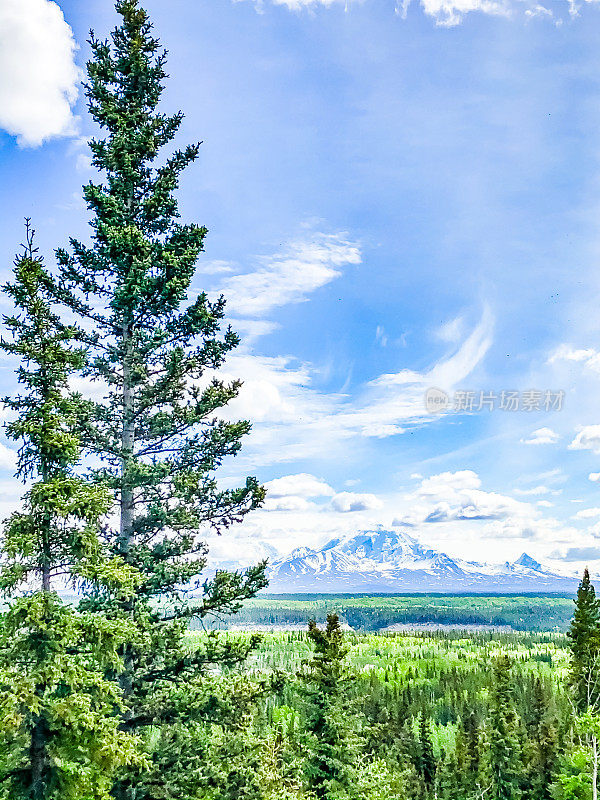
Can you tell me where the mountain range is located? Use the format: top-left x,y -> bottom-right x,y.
266,528 -> 577,593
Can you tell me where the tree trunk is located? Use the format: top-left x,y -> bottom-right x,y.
119,322 -> 134,557
118,322 -> 136,712
29,715 -> 48,800
593,733 -> 598,800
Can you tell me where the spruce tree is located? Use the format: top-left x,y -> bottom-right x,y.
301,613 -> 355,800
0,225 -> 141,800
569,569 -> 600,712
56,0 -> 266,618
418,712 -> 436,788
53,2 -> 267,795
483,655 -> 522,800
524,679 -> 560,800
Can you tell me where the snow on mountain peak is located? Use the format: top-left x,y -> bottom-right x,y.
267,528 -> 576,593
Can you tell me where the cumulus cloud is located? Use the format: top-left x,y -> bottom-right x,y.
388,470 -> 575,559
521,427 -> 560,445
407,470 -> 531,525
591,473 -> 600,482
0,0 -> 79,146
265,473 -> 335,498
264,495 -> 317,511
263,473 -> 338,512
330,492 -> 383,512
569,426 -> 600,455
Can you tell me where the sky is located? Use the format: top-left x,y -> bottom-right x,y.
3,0 -> 600,573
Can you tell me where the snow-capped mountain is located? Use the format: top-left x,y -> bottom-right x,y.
266,528 -> 577,593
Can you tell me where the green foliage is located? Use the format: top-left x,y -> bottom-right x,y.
418,712 -> 436,787
0,227 -> 142,800
0,594 -> 143,800
301,614 -> 356,800
481,655 -> 522,800
55,0 -> 265,613
568,569 -> 600,712
203,593 -> 577,633
239,625 -> 573,800
49,2 -> 267,796
554,712 -> 600,800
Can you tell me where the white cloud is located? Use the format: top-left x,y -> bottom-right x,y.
436,315 -> 464,344
513,485 -> 553,496
550,344 -> 600,374
524,2 -> 554,16
0,0 -> 79,146
375,326 -> 388,347
264,495 -> 317,511
218,304 -> 492,466
331,491 -> 383,512
221,234 -> 360,318
521,427 -> 560,445
206,467 -> 580,568
419,470 -> 482,494
197,260 -> 236,275
408,470 -> 532,524
590,473 -> 600,482
570,425 -> 600,455
265,473 -> 334,498
239,0 -> 349,9
210,231 -> 492,467
0,443 -> 17,471
411,0 -> 510,24
238,0 -> 575,25
574,508 -> 600,520
263,473 -> 335,510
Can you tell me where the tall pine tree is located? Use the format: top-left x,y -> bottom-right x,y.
0,225 -> 141,800
418,712 -> 436,789
482,655 -> 522,800
301,613 -> 355,800
53,3 -> 268,796
569,569 -> 600,712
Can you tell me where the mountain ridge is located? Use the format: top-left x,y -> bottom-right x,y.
266,528 -> 577,593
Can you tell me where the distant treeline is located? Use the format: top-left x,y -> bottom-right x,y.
190,593 -> 575,632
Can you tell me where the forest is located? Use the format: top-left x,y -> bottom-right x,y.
198,593 -> 577,632
0,2 -> 598,799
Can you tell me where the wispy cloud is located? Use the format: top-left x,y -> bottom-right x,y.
221,233 -> 361,318
237,0 -> 564,27
220,303 -> 493,465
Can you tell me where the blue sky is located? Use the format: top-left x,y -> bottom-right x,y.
3,0 -> 600,569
